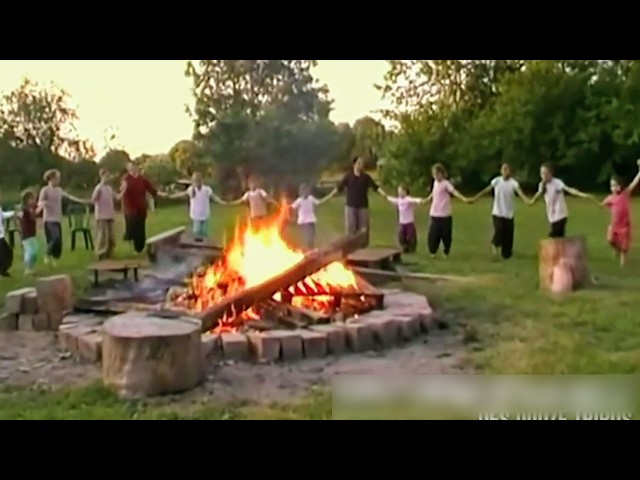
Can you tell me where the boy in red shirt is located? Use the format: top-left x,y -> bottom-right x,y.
120,162 -> 158,253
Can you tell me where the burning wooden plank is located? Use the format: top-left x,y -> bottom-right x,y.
198,229 -> 368,332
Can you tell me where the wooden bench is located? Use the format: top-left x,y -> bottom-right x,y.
347,247 -> 403,270
87,260 -> 144,286
179,232 -> 224,252
146,227 -> 186,263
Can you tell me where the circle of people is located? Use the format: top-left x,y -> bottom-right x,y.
1,157 -> 638,278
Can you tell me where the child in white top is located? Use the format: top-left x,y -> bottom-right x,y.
528,163 -> 592,238
227,177 -> 278,222
159,172 -> 223,238
290,183 -> 329,250
384,185 -> 428,253
472,163 -> 530,259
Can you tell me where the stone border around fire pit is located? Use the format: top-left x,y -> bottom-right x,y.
55,289 -> 435,365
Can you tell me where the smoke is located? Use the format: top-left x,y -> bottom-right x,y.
82,248 -> 212,307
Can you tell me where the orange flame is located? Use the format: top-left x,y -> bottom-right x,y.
172,203 -> 357,331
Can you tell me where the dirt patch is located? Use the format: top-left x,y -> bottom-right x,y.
191,328 -> 471,405
0,332 -> 101,388
0,321 -> 470,406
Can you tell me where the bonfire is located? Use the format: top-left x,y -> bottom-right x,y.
169,205 -> 364,332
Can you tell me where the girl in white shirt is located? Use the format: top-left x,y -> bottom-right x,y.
528,163 -> 592,238
290,183 -> 329,250
384,185 -> 428,253
159,172 -> 223,238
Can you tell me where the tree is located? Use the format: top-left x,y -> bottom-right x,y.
0,78 -> 95,159
351,116 -> 387,169
325,123 -> 356,172
98,149 -> 132,175
168,139 -> 214,178
377,60 -> 640,192
185,60 -> 341,194
139,154 -> 181,186
0,77 -> 98,189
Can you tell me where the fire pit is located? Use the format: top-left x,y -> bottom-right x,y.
68,207 -> 434,372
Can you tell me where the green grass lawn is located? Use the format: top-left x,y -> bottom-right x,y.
1,194 -> 639,419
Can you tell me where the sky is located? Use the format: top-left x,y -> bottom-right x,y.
0,60 -> 390,158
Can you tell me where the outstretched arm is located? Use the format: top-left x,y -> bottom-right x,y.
563,185 -> 592,199
515,185 -> 531,203
225,192 -> 247,206
384,195 -> 399,205
528,182 -> 544,206
316,194 -> 332,205
322,187 -> 339,203
210,191 -> 225,204
450,187 -> 471,203
61,190 -> 90,205
472,185 -> 493,202
159,190 -> 189,200
528,191 -> 542,205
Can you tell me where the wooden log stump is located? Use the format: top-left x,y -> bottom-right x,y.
102,313 -> 204,398
538,236 -> 591,293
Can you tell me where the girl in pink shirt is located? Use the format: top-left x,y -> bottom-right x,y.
384,185 -> 428,253
596,160 -> 640,267
425,164 -> 471,258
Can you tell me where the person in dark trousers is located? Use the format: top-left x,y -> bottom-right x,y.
383,185 -> 428,253
528,163 -> 592,238
38,169 -> 90,266
425,164 -> 470,259
324,157 -> 387,246
121,161 -> 158,253
0,188 -> 15,277
472,163 -> 530,259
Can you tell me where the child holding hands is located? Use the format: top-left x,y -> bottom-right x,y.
384,185 -> 428,253
426,164 -> 471,258
289,183 -> 331,250
159,172 -> 223,238
594,159 -> 640,266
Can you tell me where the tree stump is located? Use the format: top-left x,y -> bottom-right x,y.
538,236 -> 591,293
102,313 -> 204,399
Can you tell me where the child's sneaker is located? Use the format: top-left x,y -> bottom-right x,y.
44,256 -> 50,265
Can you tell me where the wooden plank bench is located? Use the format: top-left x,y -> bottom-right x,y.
347,247 -> 403,270
145,227 -> 186,263
179,232 -> 224,253
87,260 -> 145,286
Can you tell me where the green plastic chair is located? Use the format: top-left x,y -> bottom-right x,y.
67,205 -> 94,251
4,204 -> 21,248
